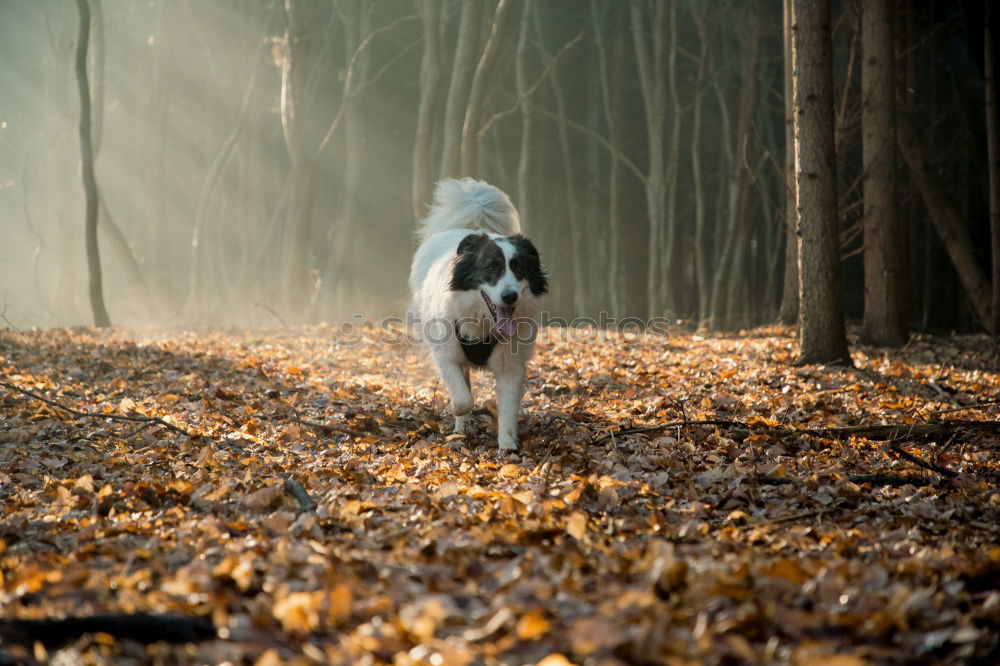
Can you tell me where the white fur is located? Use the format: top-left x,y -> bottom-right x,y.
410,179 -> 541,452
417,177 -> 520,240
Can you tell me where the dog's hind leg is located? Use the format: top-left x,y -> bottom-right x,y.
440,360 -> 474,434
495,366 -> 524,451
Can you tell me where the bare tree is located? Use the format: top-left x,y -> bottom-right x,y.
691,3 -> 711,323
987,1 -> 1000,335
861,0 -> 906,346
897,111 -> 992,331
278,0 -> 320,313
412,0 -> 443,221
515,0 -> 536,224
590,0 -> 623,317
630,0 -> 667,318
792,0 -> 851,364
461,0 -> 515,176
440,1 -> 484,178
778,0 -> 799,325
74,0 -> 110,328
708,7 -> 762,330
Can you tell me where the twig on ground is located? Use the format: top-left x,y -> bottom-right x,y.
888,442 -> 958,478
122,420 -> 157,440
925,399 -> 1000,417
772,502 -> 843,525
283,477 -> 317,512
0,380 -> 190,437
591,419 -> 745,446
297,418 -> 368,438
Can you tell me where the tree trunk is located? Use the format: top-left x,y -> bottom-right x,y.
709,7 -> 761,331
329,0 -> 370,315
987,1 -> 1000,335
515,0 -> 535,226
690,4 -> 710,324
74,0 -> 111,328
897,111 -> 992,330
279,0 -> 319,314
590,0 -> 623,318
440,0 -> 483,178
662,0 -> 682,317
412,0 -> 442,221
631,0 -> 667,319
543,34 -> 585,316
778,0 -> 799,325
861,0 -> 906,346
792,0 -> 851,365
461,0 -> 515,177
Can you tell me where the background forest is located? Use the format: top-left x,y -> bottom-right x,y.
0,0 -> 994,332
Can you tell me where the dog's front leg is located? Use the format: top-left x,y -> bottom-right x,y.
495,366 -> 524,451
440,360 -> 474,434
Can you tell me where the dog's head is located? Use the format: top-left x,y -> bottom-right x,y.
450,233 -> 547,336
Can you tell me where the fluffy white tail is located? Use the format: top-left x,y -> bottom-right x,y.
418,178 -> 521,240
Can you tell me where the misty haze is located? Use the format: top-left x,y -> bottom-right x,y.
0,1 -> 992,333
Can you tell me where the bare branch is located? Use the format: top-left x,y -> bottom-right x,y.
318,13 -> 419,152
477,28 -> 585,141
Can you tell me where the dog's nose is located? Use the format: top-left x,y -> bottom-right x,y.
501,290 -> 518,305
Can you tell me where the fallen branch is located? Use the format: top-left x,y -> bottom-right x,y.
888,442 -> 958,478
755,473 -> 939,487
592,418 -> 1000,446
0,380 -> 190,437
591,419 -> 745,445
283,477 -> 317,512
848,473 -> 939,487
0,613 -> 215,647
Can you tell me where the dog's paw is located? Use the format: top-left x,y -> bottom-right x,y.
498,432 -> 519,451
454,413 -> 470,434
451,396 -> 473,417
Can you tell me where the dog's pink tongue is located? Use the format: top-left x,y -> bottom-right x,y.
496,306 -> 516,336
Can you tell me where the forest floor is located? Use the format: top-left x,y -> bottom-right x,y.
0,324 -> 999,665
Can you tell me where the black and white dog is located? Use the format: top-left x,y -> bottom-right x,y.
409,178 -> 547,451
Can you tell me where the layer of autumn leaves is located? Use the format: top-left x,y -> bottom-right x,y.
1,324 -> 998,665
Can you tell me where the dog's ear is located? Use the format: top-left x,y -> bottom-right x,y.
508,235 -> 548,296
457,233 -> 489,255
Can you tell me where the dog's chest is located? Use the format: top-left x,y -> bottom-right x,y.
455,322 -> 497,366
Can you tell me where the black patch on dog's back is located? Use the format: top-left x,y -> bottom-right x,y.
507,235 -> 548,296
450,233 -> 505,291
455,321 -> 496,366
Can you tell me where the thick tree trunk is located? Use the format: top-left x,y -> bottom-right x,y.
412,0 -> 442,221
897,112 -> 992,330
778,0 -> 799,325
987,2 -> 1000,335
74,0 -> 111,328
440,0 -> 483,178
861,0 -> 906,346
792,0 -> 851,365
